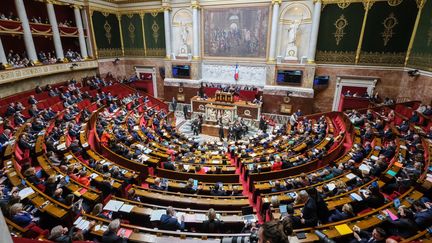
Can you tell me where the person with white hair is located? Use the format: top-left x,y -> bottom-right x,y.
103,219 -> 127,243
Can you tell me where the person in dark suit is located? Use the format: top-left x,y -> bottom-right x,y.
102,219 -> 127,243
362,185 -> 385,209
163,161 -> 175,171
202,208 -> 224,233
28,95 -> 37,105
5,103 -> 15,117
171,97 -> 177,112
351,226 -> 386,243
383,206 -> 418,238
0,129 -> 11,145
413,201 -> 432,229
210,183 -> 226,196
159,206 -> 185,231
218,123 -> 224,142
329,203 -> 355,222
149,177 -> 167,191
183,105 -> 188,120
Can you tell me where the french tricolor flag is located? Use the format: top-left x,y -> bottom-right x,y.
234,64 -> 239,81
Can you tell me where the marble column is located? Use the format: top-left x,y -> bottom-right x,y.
268,0 -> 281,62
46,2 -> 64,60
192,2 -> 200,59
163,8 -> 172,59
307,0 -> 322,63
74,6 -> 88,59
14,0 -> 38,62
81,9 -> 93,58
0,36 -> 7,65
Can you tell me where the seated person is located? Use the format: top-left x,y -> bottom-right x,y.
210,182 -> 226,196
149,177 -> 167,191
202,208 -> 224,233
351,226 -> 386,243
328,203 -> 354,222
159,206 -> 185,231
10,203 -> 35,227
102,219 -> 127,243
271,180 -> 287,193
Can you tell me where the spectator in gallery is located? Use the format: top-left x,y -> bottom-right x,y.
171,97 -> 177,112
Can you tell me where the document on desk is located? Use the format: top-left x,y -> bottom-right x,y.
350,193 -> 363,201
103,200 -> 124,212
142,234 -> 157,243
359,164 -> 371,172
150,209 -> 165,221
119,204 -> 134,213
18,187 -> 35,199
335,224 -> 353,235
77,219 -> 90,231
194,213 -> 207,222
345,173 -> 357,180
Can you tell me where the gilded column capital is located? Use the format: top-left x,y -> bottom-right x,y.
271,0 -> 282,5
116,13 -> 122,21
191,0 -> 200,9
416,0 -> 426,9
313,0 -> 322,4
71,4 -> 82,9
162,6 -> 172,11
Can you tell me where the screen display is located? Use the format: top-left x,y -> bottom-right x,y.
172,65 -> 191,79
276,70 -> 303,85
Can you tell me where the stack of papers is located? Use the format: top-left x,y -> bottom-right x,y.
119,204 -> 134,213
346,173 -> 357,180
74,217 -> 91,231
350,193 -> 363,201
103,200 -> 124,212
18,187 -> 35,199
150,209 -> 165,221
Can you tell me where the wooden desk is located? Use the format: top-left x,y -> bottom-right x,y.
133,187 -> 249,210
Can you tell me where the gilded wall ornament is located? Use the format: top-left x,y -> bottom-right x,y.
104,20 -> 112,45
387,0 -> 403,6
128,22 -> 136,45
334,15 -> 348,46
382,13 -> 398,46
337,0 -> 351,9
152,20 -> 160,44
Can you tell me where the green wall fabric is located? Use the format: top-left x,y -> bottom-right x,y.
92,11 -> 122,58
359,0 -> 417,66
121,14 -> 145,56
144,12 -> 166,57
408,0 -> 432,71
316,3 -> 364,64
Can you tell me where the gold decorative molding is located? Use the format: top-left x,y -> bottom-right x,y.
381,12 -> 398,46
355,0 -> 374,64
104,20 -> 112,44
272,0 -> 282,5
408,52 -> 432,71
117,14 -> 125,56
98,48 -> 123,58
316,50 -> 356,64
89,8 -> 99,58
191,0 -> 201,8
140,13 -> 148,56
387,0 -> 403,6
333,14 -> 348,45
359,51 -> 405,66
404,0 -> 426,65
